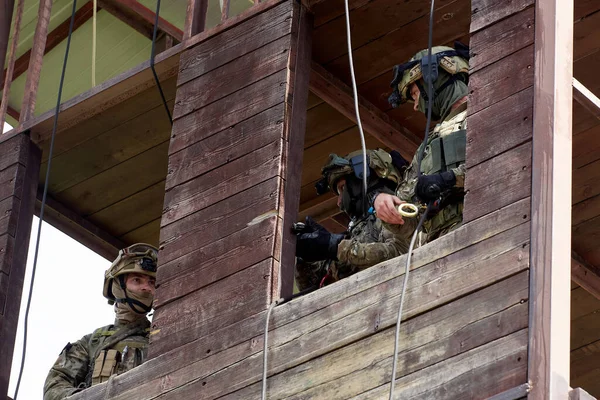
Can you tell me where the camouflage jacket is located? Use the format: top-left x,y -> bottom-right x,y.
296,215 -> 409,290
386,103 -> 468,242
43,318 -> 150,400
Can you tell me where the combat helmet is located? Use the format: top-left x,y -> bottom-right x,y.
103,243 -> 158,313
388,42 -> 470,109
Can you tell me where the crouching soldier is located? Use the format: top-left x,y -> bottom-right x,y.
295,149 -> 411,290
43,243 -> 158,400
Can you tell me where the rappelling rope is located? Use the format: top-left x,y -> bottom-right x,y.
13,1 -> 79,398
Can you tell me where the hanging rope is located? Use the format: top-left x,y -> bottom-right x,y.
92,0 -> 97,87
151,0 -> 172,126
13,1 -> 79,398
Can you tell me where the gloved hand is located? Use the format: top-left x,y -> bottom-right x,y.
415,171 -> 456,202
296,229 -> 345,262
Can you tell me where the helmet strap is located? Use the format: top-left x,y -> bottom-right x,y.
117,275 -> 152,314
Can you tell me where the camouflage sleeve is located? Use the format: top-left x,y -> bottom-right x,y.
451,162 -> 466,188
336,224 -> 410,270
43,337 -> 91,400
380,213 -> 420,242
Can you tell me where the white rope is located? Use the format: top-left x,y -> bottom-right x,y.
92,0 -> 97,87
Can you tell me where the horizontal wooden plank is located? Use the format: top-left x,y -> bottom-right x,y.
177,1 -> 293,86
87,181 -> 166,237
167,104 -> 285,190
72,198 -> 531,400
571,339 -> 600,381
163,140 -> 282,226
174,37 -> 290,119
572,307 -> 600,351
312,0 -> 464,65
573,158 -> 600,204
120,218 -> 160,246
304,102 -> 354,148
54,142 -> 169,216
223,271 -> 529,400
572,216 -> 600,256
353,330 -> 528,399
155,216 -> 278,308
170,69 -> 287,154
469,45 -> 534,116
0,134 -> 30,172
41,100 -> 174,194
324,0 -> 470,86
574,4 -> 600,62
151,259 -> 273,356
467,86 -> 533,168
464,141 -> 532,223
37,77 -> 177,164
470,0 -> 534,33
469,7 -> 534,73
0,164 -> 24,203
574,124 -> 600,169
573,193 -> 600,227
0,197 -> 19,238
148,225 -> 530,400
0,234 -> 15,276
159,177 -> 281,265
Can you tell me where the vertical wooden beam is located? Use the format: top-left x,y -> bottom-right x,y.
0,0 -> 24,129
18,0 -> 53,126
220,0 -> 230,22
528,0 -> 573,397
0,0 -> 15,84
0,134 -> 41,400
277,3 -> 312,298
183,0 -> 208,40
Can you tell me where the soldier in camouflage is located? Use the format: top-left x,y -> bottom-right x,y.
374,43 -> 470,242
295,149 -> 411,290
43,243 -> 158,400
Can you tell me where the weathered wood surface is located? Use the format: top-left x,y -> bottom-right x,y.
224,271 -> 530,400
170,70 -> 287,154
468,45 -> 534,116
182,0 -> 208,40
0,134 -> 40,399
159,177 -> 280,266
469,7 -> 534,73
352,330 -> 528,399
464,141 -> 532,223
72,198 -> 531,400
167,104 -> 284,190
573,124 -> 600,170
466,87 -> 533,168
470,0 -> 533,33
177,1 -> 293,86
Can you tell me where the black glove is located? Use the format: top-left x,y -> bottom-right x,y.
415,171 -> 456,202
296,230 -> 345,262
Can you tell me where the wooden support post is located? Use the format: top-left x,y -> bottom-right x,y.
18,0 -> 53,126
183,0 -> 208,40
571,252 -> 600,301
0,0 -> 15,86
309,62 -> 420,160
573,78 -> 600,121
2,1 -> 95,88
528,0 -> 573,397
0,0 -> 23,130
0,134 -> 41,400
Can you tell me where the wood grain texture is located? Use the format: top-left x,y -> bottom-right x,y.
159,177 -> 281,265
173,37 -> 290,119
170,69 -> 287,154
466,86 -> 533,168
167,104 -> 285,190
464,141 -> 532,223
177,1 -> 293,86
470,0 -> 534,33
468,45 -> 534,116
469,7 -> 534,73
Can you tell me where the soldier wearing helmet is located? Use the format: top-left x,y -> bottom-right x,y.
295,149 -> 411,290
43,244 -> 158,400
374,43 -> 470,242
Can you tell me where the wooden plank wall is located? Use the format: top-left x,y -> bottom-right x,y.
0,134 -> 40,399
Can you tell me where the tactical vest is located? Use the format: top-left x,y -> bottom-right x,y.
86,322 -> 149,386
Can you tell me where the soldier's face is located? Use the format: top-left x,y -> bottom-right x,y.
410,83 -> 420,112
336,179 -> 346,208
125,273 -> 156,296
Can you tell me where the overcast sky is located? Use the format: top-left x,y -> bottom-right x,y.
7,218 -> 116,399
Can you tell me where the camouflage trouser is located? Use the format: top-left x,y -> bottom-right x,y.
423,202 -> 463,241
